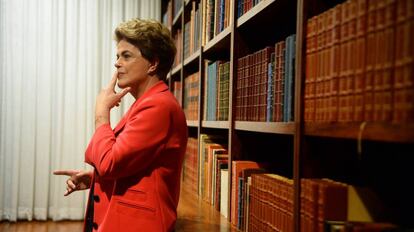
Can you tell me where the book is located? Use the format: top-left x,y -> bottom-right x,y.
215,160 -> 228,211
220,169 -> 229,218
240,168 -> 266,231
231,160 -> 263,226
205,144 -> 226,203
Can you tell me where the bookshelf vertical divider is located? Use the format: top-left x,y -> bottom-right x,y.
227,0 -> 237,219
196,2 -> 204,193
293,0 -> 306,231
179,0 -> 185,107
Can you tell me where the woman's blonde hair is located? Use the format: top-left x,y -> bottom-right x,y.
114,18 -> 176,80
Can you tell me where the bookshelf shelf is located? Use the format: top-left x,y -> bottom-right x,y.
235,121 -> 295,134
171,64 -> 181,76
183,49 -> 200,67
235,0 -> 297,55
186,120 -> 198,127
184,0 -> 191,7
201,120 -> 230,129
173,7 -> 183,27
203,27 -> 231,57
304,122 -> 414,143
237,0 -> 276,27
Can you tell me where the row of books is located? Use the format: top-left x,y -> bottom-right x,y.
183,137 -> 199,194
173,28 -> 182,68
183,134 -> 293,231
197,134 -> 228,203
174,60 -> 230,122
162,0 -> 183,34
301,179 -> 403,232
237,0 -> 263,18
168,0 -> 231,66
204,60 -> 230,121
177,34 -> 296,123
304,0 -> 414,123
162,0 -> 173,27
182,136 -> 401,232
232,161 -> 268,230
248,175 -> 399,232
184,1 -> 201,60
172,0 -> 413,125
236,34 -> 296,122
202,0 -> 232,45
248,173 -> 294,232
182,134 -> 229,215
183,72 -> 200,120
300,178 -> 348,232
172,81 -> 182,106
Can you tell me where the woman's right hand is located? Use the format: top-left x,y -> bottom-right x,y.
94,72 -> 130,129
53,170 -> 93,196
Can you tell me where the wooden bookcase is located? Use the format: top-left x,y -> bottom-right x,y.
162,0 -> 414,231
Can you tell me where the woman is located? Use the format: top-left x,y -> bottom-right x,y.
54,18 -> 188,232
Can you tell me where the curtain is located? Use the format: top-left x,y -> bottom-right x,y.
0,0 -> 161,221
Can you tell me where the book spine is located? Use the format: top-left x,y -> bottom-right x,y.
364,0 -> 378,121
354,0 -> 368,121
329,4 -> 342,122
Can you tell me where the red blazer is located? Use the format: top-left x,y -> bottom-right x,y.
84,81 -> 188,232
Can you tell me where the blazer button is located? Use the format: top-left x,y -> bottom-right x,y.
92,222 -> 98,230
93,195 -> 100,202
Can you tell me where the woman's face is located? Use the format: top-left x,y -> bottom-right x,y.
115,39 -> 151,89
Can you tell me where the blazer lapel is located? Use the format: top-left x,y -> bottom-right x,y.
112,81 -> 169,135
113,116 -> 128,135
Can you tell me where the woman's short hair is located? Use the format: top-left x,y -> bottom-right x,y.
114,18 -> 176,81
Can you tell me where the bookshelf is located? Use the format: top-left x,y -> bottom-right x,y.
162,0 -> 414,231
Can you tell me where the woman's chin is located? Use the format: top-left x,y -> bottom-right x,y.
117,82 -> 127,89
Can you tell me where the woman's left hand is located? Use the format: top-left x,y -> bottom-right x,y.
53,170 -> 93,196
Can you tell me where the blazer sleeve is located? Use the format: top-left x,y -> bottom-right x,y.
84,98 -> 170,179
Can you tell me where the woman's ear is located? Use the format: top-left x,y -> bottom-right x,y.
148,58 -> 159,76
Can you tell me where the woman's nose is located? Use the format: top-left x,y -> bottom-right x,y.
114,58 -> 122,68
